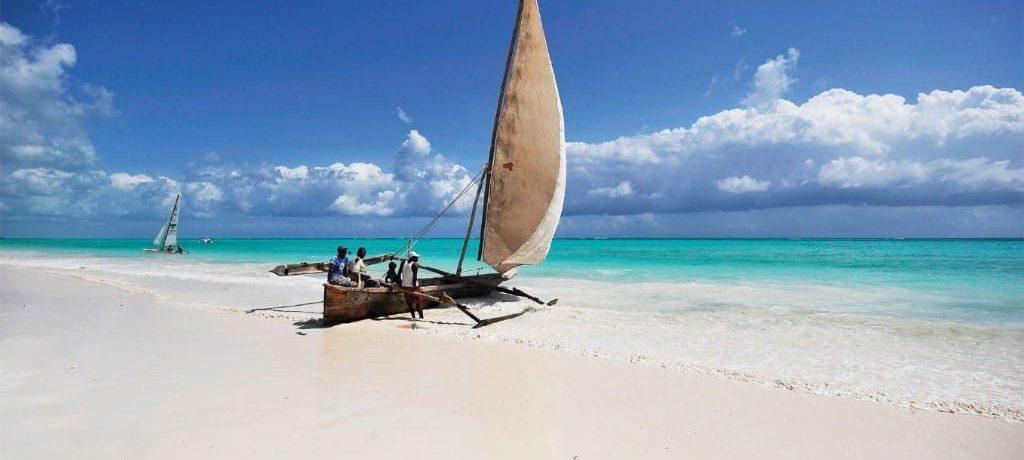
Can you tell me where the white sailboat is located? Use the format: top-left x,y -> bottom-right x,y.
320,0 -> 564,326
144,193 -> 185,254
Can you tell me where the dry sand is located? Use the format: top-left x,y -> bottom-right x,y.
0,266 -> 1020,459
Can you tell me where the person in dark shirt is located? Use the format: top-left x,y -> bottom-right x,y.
328,246 -> 356,287
384,261 -> 401,285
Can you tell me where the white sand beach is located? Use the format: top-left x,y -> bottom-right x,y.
1,265 -> 1021,459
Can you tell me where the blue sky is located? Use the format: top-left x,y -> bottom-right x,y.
1,0 -> 1021,237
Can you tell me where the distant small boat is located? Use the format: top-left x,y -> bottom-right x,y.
199,237 -> 213,244
144,193 -> 185,254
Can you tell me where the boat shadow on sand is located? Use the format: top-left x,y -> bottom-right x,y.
291,316 -> 474,329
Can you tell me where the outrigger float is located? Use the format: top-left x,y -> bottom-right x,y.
275,0 -> 565,327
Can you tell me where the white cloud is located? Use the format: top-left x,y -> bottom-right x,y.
110,172 -> 154,189
742,47 -> 800,110
716,175 -> 771,193
588,181 -> 634,198
184,181 -> 224,217
2,167 -> 180,218
730,24 -> 747,39
402,129 -> 430,155
397,106 -> 412,124
0,23 -> 27,46
818,157 -> 926,188
273,165 -> 308,180
818,156 -> 1024,191
167,130 -> 475,219
330,190 -> 398,216
0,127 -> 466,222
0,21 -> 112,170
9,167 -> 72,195
568,80 -> 1024,214
572,85 -> 1021,165
391,129 -> 475,214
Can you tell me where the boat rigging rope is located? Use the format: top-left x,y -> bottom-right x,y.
392,165 -> 487,256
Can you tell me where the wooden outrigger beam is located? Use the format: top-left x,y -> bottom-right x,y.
418,264 -> 558,306
401,289 -> 524,328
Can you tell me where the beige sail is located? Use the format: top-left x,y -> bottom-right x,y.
480,0 -> 565,274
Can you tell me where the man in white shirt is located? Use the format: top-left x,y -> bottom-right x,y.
399,251 -> 422,318
346,247 -> 373,288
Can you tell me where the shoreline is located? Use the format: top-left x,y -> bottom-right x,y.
4,255 -> 1023,423
1,265 -> 1022,458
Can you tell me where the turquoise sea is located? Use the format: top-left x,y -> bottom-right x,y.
1,238 -> 1021,323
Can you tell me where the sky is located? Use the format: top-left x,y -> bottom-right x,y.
0,0 -> 1021,238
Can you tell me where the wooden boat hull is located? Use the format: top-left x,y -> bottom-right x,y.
323,273 -> 506,326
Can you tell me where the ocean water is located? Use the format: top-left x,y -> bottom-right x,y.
2,238 -> 1021,322
1,238 -> 1022,419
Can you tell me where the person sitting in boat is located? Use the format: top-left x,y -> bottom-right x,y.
328,246 -> 356,287
175,245 -> 184,254
346,247 -> 378,288
384,261 -> 401,285
166,245 -> 173,252
399,252 -> 423,319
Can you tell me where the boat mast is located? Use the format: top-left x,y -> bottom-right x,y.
476,0 -> 526,262
455,180 -> 484,276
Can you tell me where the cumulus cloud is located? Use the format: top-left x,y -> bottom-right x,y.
0,22 -> 180,222
818,157 -> 1023,191
0,22 -> 112,170
184,181 -> 224,217
163,129 -> 475,219
391,130 -> 476,214
716,175 -> 771,193
742,47 -> 800,110
109,172 -> 154,190
0,22 -> 27,46
568,81 -> 1023,214
2,167 -> 180,218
